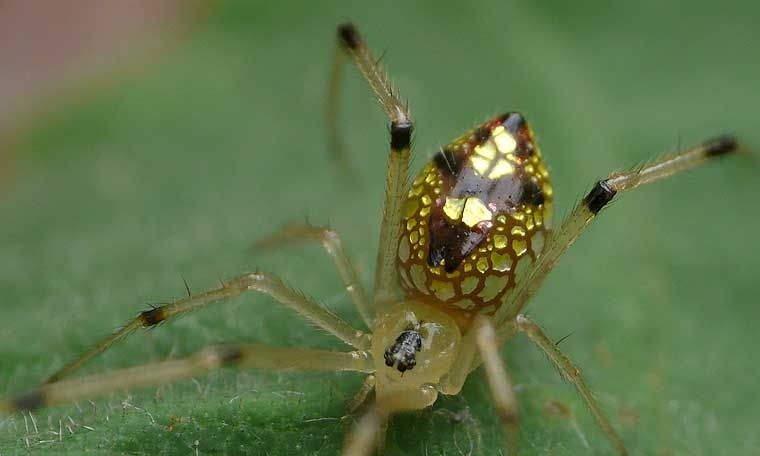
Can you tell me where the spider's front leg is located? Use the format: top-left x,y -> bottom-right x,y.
476,134 -> 739,455
496,134 -> 740,325
328,23 -> 414,308
44,271 -> 370,384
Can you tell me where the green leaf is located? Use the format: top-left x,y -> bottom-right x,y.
1,1 -> 759,455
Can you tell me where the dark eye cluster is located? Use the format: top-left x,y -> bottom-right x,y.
384,329 -> 423,373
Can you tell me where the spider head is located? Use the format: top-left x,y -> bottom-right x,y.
372,302 -> 461,387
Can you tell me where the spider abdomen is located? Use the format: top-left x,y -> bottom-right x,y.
397,113 -> 553,322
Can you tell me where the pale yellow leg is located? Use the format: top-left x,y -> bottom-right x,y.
342,405 -> 384,456
474,316 -> 519,455
331,23 -> 414,308
516,314 -> 627,455
1,344 -> 373,412
495,134 -> 739,326
438,321 -> 517,396
346,374 -> 376,413
254,223 -> 374,327
45,271 -> 370,383
436,325 -> 479,396
325,43 -> 352,175
342,385 -> 437,456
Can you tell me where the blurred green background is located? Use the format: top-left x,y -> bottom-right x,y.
1,1 -> 758,455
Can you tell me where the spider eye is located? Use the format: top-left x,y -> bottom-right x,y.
383,330 -> 423,373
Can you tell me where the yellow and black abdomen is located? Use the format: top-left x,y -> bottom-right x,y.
397,112 -> 553,321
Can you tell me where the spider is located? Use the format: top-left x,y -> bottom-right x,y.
0,23 -> 740,455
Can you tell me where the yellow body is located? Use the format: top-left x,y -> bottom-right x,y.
397,113 -> 554,326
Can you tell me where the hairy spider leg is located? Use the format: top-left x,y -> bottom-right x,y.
0,344 -> 372,413
44,271 -> 370,383
346,374 -> 376,413
325,37 -> 352,175
342,384 -> 438,456
330,23 -> 414,308
254,223 -> 373,328
496,135 -> 739,326
435,311 -> 626,455
342,404 -> 383,456
474,316 -> 519,455
515,314 -> 626,455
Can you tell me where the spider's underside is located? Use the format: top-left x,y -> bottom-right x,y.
0,23 -> 740,456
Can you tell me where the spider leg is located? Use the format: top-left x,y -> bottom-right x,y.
330,23 -> 414,308
474,316 -> 519,455
515,314 -> 627,455
254,223 -> 373,328
495,134 -> 739,325
325,36 -> 352,175
436,323 -> 480,395
342,385 -> 438,456
0,344 -> 372,413
346,374 -> 376,413
342,405 -> 384,456
44,271 -> 371,384
437,320 -> 517,396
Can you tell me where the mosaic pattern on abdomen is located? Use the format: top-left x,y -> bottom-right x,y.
397,113 -> 553,320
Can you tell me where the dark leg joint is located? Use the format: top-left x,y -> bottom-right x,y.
703,134 -> 738,157
584,180 -> 617,214
217,345 -> 245,365
337,23 -> 360,50
12,389 -> 45,411
390,121 -> 413,151
499,409 -> 520,425
139,307 -> 166,327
